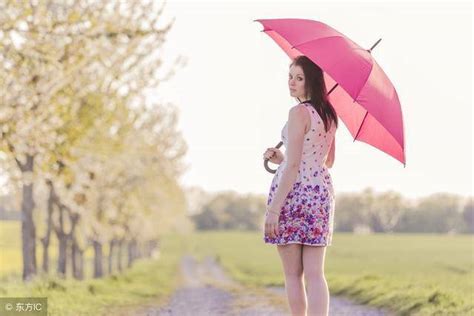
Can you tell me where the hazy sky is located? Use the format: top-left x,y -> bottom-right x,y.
155,0 -> 472,200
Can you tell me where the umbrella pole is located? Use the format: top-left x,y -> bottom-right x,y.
368,38 -> 382,52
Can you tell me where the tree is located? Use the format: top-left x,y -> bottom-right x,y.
396,193 -> 463,233
0,0 -> 186,280
191,191 -> 266,231
462,198 -> 474,233
367,191 -> 406,233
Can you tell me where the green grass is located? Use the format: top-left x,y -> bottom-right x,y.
0,225 -> 190,316
2,220 -> 473,315
182,230 -> 474,316
0,221 -> 23,277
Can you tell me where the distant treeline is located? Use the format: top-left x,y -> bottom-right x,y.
189,188 -> 473,234
0,206 -> 21,221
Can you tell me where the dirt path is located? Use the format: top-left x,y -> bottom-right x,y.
128,253 -> 395,316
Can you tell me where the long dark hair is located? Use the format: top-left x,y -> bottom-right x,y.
290,55 -> 338,133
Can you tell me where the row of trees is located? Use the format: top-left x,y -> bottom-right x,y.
333,188 -> 472,234
0,1 -> 191,281
189,187 -> 473,234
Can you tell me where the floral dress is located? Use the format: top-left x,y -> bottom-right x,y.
264,101 -> 337,247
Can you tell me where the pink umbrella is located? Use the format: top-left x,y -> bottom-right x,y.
255,18 -> 406,168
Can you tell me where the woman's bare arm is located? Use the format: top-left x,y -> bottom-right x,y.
268,105 -> 307,213
325,137 -> 335,168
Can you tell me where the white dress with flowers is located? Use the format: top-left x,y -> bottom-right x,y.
264,101 -> 337,246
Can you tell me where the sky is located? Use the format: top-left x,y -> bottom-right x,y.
153,0 -> 472,200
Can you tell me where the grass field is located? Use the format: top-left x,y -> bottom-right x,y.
1,221 -> 473,315
183,230 -> 474,316
0,221 -> 190,315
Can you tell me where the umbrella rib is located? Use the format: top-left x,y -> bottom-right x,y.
353,110 -> 368,141
293,36 -> 376,103
350,39 -> 382,101
291,35 -> 344,49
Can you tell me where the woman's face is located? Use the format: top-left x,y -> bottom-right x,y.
288,65 -> 308,100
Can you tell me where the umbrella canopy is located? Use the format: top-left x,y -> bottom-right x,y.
255,18 -> 406,166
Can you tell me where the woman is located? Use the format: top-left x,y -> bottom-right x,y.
262,55 -> 338,316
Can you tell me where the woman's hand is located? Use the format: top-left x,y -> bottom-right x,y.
263,147 -> 284,164
264,207 -> 280,238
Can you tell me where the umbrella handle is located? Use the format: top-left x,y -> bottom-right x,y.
264,141 -> 284,174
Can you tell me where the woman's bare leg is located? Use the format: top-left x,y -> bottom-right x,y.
277,243 -> 307,316
302,245 -> 329,316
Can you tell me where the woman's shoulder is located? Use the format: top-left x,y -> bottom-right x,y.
289,103 -> 310,114
287,104 -> 310,124
292,100 -> 312,108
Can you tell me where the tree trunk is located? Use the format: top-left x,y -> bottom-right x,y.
20,154 -> 36,281
93,240 -> 103,278
78,248 -> 84,279
71,240 -> 84,280
108,239 -> 116,274
127,239 -> 137,268
57,233 -> 68,277
117,239 -> 123,272
55,204 -> 68,277
41,180 -> 55,274
70,213 -> 83,280
135,241 -> 141,259
146,239 -> 158,257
